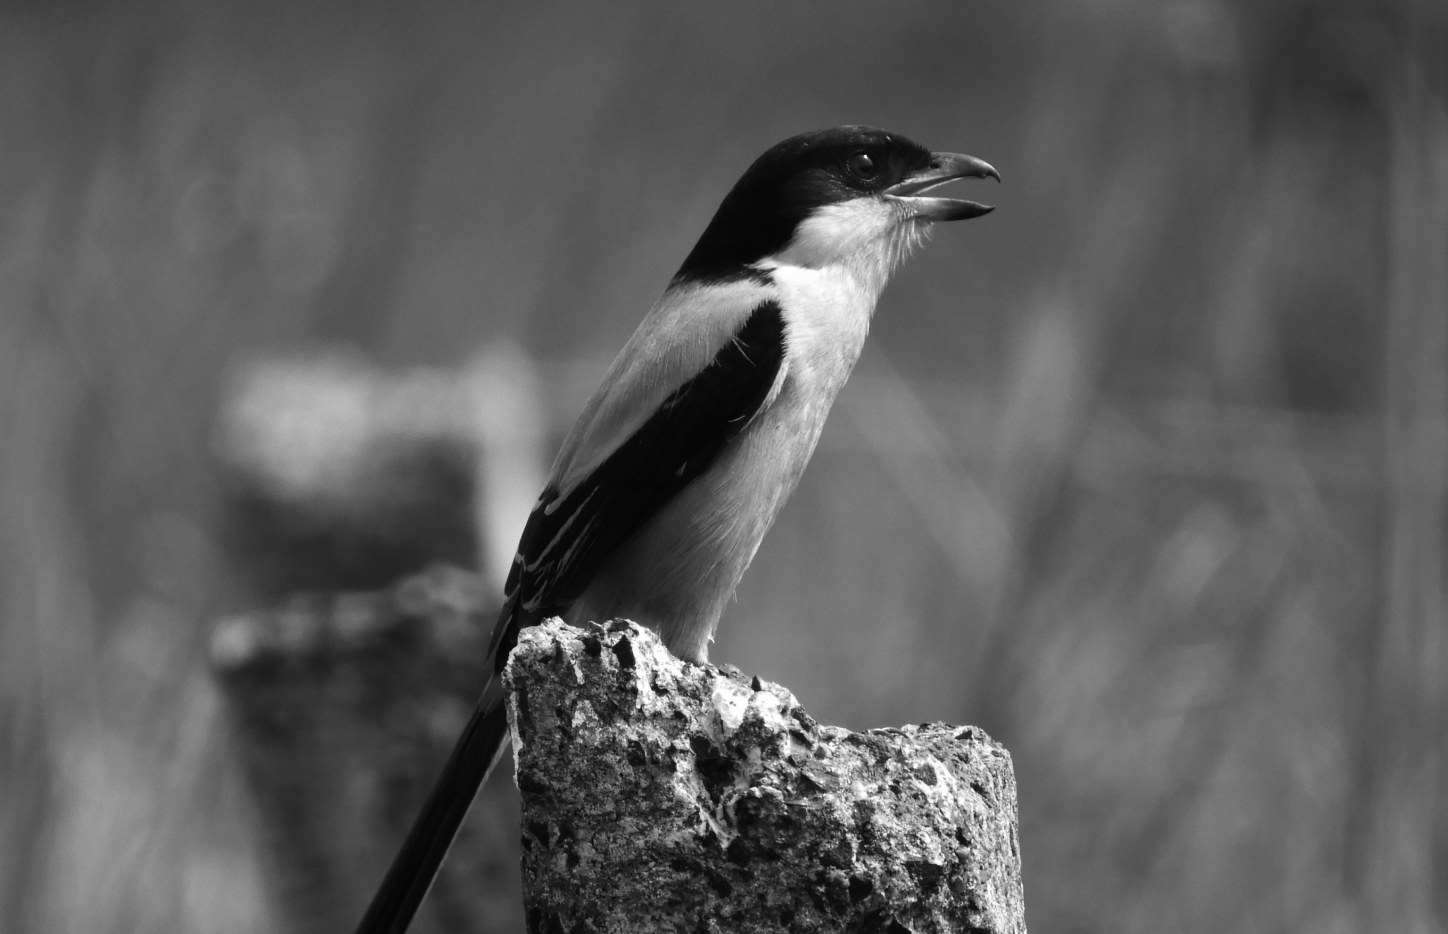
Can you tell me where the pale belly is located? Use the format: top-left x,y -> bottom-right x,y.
565,361 -> 850,662
566,259 -> 879,661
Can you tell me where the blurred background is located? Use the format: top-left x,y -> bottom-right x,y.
1,0 -> 1445,932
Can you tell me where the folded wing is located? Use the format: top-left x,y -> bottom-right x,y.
489,295 -> 788,664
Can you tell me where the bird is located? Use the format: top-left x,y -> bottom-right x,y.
353,125 -> 998,934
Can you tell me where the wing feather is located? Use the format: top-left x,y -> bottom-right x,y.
488,293 -> 787,664
546,276 -> 777,496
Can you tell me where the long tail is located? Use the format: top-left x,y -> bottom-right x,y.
352,674 -> 510,934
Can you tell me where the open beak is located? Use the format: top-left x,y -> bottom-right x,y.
885,151 -> 1000,221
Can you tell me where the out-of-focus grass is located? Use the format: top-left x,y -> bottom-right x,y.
0,1 -> 1443,932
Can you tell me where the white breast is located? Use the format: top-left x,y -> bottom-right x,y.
568,257 -> 891,662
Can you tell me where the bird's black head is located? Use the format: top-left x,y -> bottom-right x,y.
675,126 -> 997,283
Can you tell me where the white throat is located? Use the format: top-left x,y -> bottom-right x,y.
769,197 -> 930,298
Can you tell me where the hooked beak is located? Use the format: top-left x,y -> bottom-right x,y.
885,151 -> 1000,221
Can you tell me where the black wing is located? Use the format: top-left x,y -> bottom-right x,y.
488,298 -> 787,665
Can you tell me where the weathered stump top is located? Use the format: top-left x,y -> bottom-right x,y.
505,618 -> 1026,934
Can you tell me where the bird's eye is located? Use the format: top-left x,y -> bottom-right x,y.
846,151 -> 880,182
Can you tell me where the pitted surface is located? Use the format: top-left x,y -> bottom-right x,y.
504,618 -> 1026,934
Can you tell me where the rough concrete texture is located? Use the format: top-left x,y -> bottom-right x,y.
504,619 -> 1026,934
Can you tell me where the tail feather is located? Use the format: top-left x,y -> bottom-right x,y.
352,676 -> 510,934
